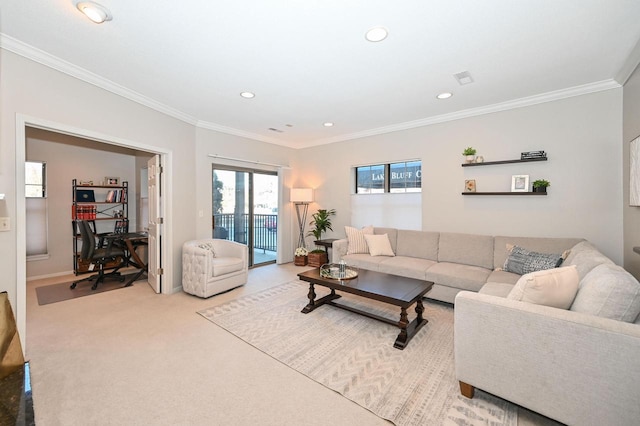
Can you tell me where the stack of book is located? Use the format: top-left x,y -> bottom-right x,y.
521,150 -> 547,160
72,205 -> 97,219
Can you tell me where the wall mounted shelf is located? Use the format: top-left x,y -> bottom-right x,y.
461,192 -> 547,196
462,157 -> 547,167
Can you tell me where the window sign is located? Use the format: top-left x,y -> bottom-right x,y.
390,161 -> 421,192
356,164 -> 385,194
356,161 -> 421,194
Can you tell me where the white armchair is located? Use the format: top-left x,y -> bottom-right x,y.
182,238 -> 248,298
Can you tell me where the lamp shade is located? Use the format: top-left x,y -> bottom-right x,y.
291,188 -> 313,203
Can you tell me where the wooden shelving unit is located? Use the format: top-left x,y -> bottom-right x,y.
72,179 -> 129,275
462,156 -> 548,195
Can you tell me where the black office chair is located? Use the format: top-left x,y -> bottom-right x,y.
71,220 -> 126,290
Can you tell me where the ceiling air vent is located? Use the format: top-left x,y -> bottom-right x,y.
454,71 -> 474,85
268,128 -> 284,133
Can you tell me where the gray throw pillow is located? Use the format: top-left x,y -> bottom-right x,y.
503,245 -> 563,275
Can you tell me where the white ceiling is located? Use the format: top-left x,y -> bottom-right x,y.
2,1 -> 640,148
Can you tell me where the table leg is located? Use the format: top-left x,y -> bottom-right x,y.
302,283 -> 316,313
415,298 -> 424,322
395,307 -> 409,348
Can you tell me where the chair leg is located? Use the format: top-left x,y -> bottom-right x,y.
459,381 -> 475,398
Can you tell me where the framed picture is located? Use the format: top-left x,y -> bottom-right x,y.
104,176 -> 120,186
79,180 -> 94,186
511,175 -> 529,192
464,179 -> 476,192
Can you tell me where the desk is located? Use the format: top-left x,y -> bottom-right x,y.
105,232 -> 149,287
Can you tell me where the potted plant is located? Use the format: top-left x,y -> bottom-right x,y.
533,179 -> 550,193
463,147 -> 477,163
307,208 -> 336,267
294,247 -> 308,266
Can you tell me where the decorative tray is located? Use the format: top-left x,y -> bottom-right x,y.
319,263 -> 358,280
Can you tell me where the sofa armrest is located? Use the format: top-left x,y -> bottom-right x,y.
454,291 -> 640,426
332,239 -> 348,263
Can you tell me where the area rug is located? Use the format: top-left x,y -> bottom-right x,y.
35,274 -> 138,305
198,281 -> 518,426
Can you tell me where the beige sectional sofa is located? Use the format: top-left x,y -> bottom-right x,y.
333,227 -> 640,425
332,227 -> 582,303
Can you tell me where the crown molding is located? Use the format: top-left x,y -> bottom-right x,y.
303,79 -> 621,148
1,33 -> 623,150
195,120 -> 293,147
0,33 -> 200,125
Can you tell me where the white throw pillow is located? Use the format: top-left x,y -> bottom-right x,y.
363,234 -> 395,257
345,225 -> 374,254
507,265 -> 579,309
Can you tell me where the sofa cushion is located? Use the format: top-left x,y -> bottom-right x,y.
570,264 -> 640,323
479,282 -> 514,298
341,253 -> 388,271
395,230 -> 439,261
486,269 -> 521,285
507,265 -> 579,309
564,241 -> 615,279
426,262 -> 492,292
503,244 -> 566,275
493,236 -> 583,270
438,232 -> 494,269
211,257 -> 244,277
363,234 -> 395,256
377,256 -> 435,280
345,226 -> 374,254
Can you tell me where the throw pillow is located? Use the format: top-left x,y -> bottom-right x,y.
345,226 -> 374,254
570,263 -> 640,323
503,244 -> 565,275
507,265 -> 579,309
197,242 -> 216,258
363,234 -> 395,257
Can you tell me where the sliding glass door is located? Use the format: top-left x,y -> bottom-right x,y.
212,166 -> 278,267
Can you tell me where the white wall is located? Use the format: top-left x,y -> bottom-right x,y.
295,88 -> 624,264
25,129 -> 137,278
623,64 -> 640,278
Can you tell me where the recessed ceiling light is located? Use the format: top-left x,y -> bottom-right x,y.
365,27 -> 388,42
323,122 -> 334,127
240,92 -> 255,99
436,92 -> 453,99
76,1 -> 112,24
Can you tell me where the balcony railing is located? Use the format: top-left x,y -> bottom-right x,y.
213,213 -> 277,252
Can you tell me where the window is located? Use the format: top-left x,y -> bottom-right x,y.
25,161 -> 48,257
356,161 -> 421,194
26,161 -> 46,197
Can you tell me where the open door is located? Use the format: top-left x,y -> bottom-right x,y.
147,155 -> 162,293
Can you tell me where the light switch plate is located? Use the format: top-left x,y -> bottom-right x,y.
0,217 -> 9,231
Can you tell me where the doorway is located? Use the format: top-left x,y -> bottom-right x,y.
212,166 -> 278,267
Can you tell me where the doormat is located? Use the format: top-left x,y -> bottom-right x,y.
35,274 -> 139,306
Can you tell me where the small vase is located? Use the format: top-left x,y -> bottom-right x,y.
465,155 -> 476,164
533,186 -> 547,193
294,255 -> 308,266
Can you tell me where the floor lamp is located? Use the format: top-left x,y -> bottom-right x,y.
291,188 -> 313,249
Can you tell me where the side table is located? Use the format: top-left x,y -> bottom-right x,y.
314,238 -> 338,262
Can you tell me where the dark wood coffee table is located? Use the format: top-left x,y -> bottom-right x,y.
297,269 -> 433,349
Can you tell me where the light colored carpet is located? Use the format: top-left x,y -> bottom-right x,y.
199,280 -> 518,426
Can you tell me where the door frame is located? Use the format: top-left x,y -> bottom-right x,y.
15,114 -> 173,348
